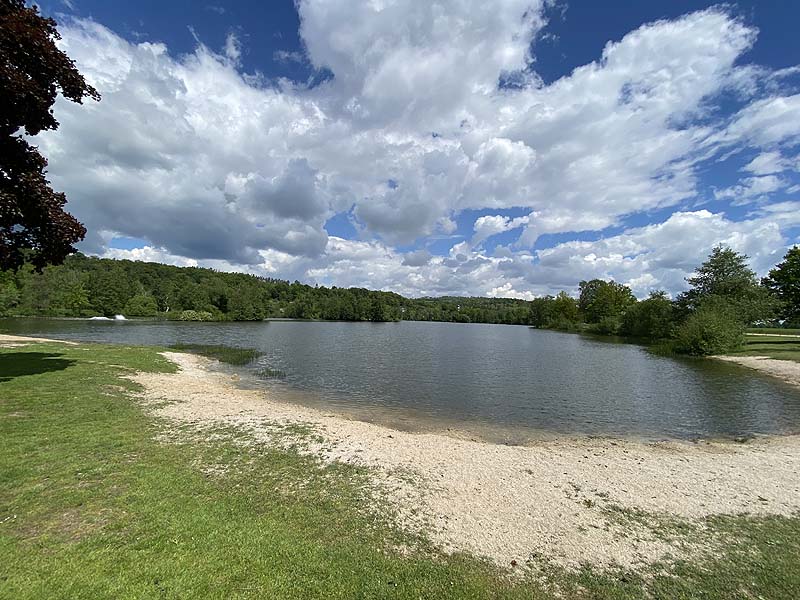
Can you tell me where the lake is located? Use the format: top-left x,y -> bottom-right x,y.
2,318 -> 799,443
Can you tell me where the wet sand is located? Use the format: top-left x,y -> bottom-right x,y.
716,355 -> 800,389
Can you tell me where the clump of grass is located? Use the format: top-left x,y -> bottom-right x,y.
169,343 -> 263,366
254,366 -> 286,379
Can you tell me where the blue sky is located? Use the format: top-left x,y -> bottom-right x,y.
33,0 -> 800,298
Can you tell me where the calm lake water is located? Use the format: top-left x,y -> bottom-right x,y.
3,318 -> 800,442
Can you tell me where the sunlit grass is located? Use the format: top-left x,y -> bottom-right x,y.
730,334 -> 800,362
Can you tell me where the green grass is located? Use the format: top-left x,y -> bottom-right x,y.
1,341 -> 799,598
727,334 -> 800,362
169,343 -> 263,366
747,327 -> 800,335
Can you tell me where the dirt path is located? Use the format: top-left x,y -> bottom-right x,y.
716,355 -> 800,389
129,351 -> 800,571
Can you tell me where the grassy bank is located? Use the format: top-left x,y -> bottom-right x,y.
727,333 -> 800,362
1,340 -> 799,598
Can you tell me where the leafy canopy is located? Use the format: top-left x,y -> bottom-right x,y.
620,291 -> 674,340
684,246 -> 758,299
578,278 -> 635,324
763,246 -> 800,325
677,245 -> 776,324
0,0 -> 100,270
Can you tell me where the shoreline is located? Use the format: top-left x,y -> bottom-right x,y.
715,354 -> 800,389
131,350 -> 800,571
0,333 -> 78,345
229,364 -> 795,447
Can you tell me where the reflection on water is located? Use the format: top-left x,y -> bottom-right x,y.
2,318 -> 799,442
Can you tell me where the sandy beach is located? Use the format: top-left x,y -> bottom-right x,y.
0,334 -> 77,346
128,350 -> 800,571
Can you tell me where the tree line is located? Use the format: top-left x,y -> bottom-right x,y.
0,253 -> 533,325
528,246 -> 799,354
0,245 -> 797,356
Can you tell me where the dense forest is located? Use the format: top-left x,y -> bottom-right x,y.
1,245 -> 798,356
0,253 -> 533,324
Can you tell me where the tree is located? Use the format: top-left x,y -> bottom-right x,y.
620,291 -> 674,340
87,266 -> 131,316
578,279 -> 604,317
0,1 -> 99,270
578,279 -> 635,326
676,246 -> 776,324
0,268 -> 17,314
549,291 -> 580,329
682,246 -> 758,300
528,296 -> 554,327
124,293 -> 158,317
47,266 -> 90,315
229,286 -> 265,321
762,246 -> 800,326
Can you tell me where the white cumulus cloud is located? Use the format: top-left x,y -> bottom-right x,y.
30,3 -> 800,298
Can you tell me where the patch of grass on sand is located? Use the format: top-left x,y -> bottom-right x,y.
728,334 -> 800,362
1,341 -> 800,599
169,343 -> 263,365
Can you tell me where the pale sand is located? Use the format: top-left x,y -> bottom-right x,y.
716,355 -> 800,389
127,351 -> 800,571
746,333 -> 800,337
0,334 -> 77,346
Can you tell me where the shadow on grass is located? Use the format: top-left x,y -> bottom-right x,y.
0,352 -> 76,383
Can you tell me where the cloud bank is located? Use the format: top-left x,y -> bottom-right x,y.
34,2 -> 800,298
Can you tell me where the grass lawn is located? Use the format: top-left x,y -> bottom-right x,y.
746,327 -> 800,336
1,341 -> 799,599
730,334 -> 800,362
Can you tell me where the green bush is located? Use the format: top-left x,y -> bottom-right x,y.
620,292 -> 674,340
124,293 -> 158,317
547,316 -> 582,332
0,280 -> 20,316
178,310 -> 215,321
674,306 -> 745,356
587,315 -> 621,335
